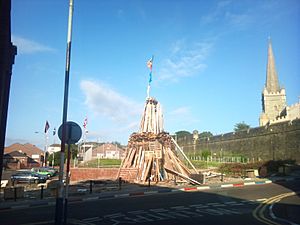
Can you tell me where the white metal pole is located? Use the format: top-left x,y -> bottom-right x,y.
52,152 -> 55,167
55,0 -> 74,224
46,132 -> 49,166
147,84 -> 150,99
44,132 -> 46,167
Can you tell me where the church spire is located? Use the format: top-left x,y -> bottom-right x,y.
266,38 -> 280,92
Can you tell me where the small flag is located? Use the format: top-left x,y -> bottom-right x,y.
83,117 -> 88,129
149,71 -> 152,83
147,56 -> 154,84
147,57 -> 153,71
44,121 -> 50,133
53,128 -> 56,136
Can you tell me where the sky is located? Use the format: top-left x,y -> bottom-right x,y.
6,0 -> 300,149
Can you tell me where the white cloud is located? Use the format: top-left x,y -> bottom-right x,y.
12,35 -> 55,54
166,106 -> 200,131
201,0 -> 232,25
169,106 -> 190,117
200,0 -> 253,30
170,39 -> 185,55
80,80 -> 144,143
158,41 -> 213,82
217,0 -> 232,8
225,12 -> 253,28
117,121 -> 140,132
80,80 -> 141,123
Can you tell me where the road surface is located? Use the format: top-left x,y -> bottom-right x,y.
0,180 -> 299,225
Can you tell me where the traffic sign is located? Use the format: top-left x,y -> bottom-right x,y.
58,121 -> 82,144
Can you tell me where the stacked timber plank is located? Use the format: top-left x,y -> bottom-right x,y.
139,97 -> 163,134
119,97 -> 201,185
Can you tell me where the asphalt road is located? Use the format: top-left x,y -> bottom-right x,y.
0,180 -> 299,225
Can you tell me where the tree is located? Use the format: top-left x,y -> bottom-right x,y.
199,131 -> 213,139
175,131 -> 191,138
69,144 -> 78,160
201,149 -> 211,159
234,121 -> 250,132
174,131 -> 192,145
111,141 -> 122,148
47,144 -> 78,166
48,152 -> 60,166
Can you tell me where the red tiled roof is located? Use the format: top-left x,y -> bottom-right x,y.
4,150 -> 27,158
4,143 -> 43,157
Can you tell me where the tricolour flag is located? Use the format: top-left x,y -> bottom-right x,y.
44,121 -> 50,133
147,56 -> 154,84
147,57 -> 153,71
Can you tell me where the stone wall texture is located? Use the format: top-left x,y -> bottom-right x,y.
179,119 -> 300,162
70,168 -> 119,182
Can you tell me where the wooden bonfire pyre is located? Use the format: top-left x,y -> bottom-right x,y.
118,97 -> 201,185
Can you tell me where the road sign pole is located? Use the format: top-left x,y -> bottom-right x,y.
63,142 -> 71,225
57,122 -> 82,225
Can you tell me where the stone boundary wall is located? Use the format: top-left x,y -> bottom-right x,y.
181,119 -> 300,162
70,168 -> 119,182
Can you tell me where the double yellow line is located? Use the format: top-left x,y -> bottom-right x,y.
252,192 -> 297,225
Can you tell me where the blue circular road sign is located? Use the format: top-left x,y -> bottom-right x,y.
58,121 -> 82,144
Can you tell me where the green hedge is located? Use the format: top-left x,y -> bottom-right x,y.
217,159 -> 296,176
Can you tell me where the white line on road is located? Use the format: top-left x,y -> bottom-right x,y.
256,198 -> 267,202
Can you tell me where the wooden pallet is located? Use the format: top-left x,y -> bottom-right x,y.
118,168 -> 138,182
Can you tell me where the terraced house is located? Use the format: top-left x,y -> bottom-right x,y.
3,143 -> 44,169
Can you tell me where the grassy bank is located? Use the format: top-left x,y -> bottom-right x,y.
78,159 -> 122,168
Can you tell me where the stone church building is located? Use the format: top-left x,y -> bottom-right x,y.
259,40 -> 300,126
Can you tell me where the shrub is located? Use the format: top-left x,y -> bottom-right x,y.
217,159 -> 297,177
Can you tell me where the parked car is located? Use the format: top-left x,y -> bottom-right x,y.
40,167 -> 58,176
11,171 -> 47,184
31,167 -> 55,178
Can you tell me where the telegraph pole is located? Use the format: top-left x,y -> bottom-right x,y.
0,0 -> 17,181
55,0 -> 74,224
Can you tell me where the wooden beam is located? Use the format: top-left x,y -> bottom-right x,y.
171,137 -> 198,174
164,167 -> 201,185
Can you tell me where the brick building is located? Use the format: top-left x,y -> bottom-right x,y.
4,143 -> 44,166
92,143 -> 125,160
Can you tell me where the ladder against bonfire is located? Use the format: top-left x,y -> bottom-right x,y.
118,97 -> 201,185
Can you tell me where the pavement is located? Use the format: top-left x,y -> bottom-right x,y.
1,169 -> 300,211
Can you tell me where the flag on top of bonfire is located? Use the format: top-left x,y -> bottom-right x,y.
147,57 -> 153,71
147,56 -> 153,83
44,120 -> 50,133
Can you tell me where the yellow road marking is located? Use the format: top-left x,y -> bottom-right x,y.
252,192 -> 297,225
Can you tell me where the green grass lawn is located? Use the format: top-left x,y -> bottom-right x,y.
78,158 -> 220,169
78,158 -> 122,168
188,160 -> 221,169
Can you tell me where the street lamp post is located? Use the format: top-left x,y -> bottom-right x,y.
55,0 -> 74,224
192,130 -> 199,159
34,131 -> 48,167
52,151 -> 55,167
44,131 -> 49,167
